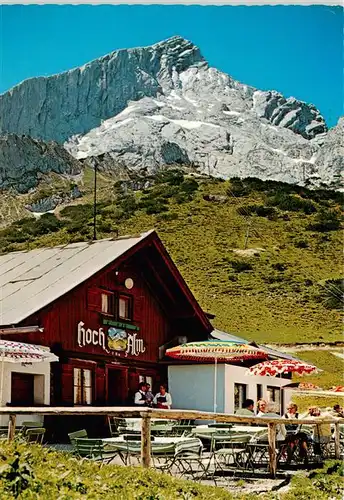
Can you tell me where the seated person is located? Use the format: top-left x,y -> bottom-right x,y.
283,403 -> 309,463
153,384 -> 172,409
331,404 -> 344,418
256,399 -> 268,417
235,398 -> 255,416
307,406 -> 332,456
259,402 -> 286,443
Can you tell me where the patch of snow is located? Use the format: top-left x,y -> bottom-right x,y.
101,117 -> 133,131
32,210 -> 55,218
115,104 -> 140,119
147,115 -> 221,130
167,90 -> 182,101
183,94 -> 199,106
178,49 -> 193,58
172,119 -> 220,130
169,104 -> 186,111
223,110 -> 241,116
179,70 -> 191,87
152,100 -> 165,108
147,115 -> 168,123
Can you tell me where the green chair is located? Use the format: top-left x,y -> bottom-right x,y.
210,433 -> 251,480
25,427 -> 46,444
107,417 -> 128,437
21,421 -> 42,435
171,439 -> 207,482
68,429 -> 88,445
73,438 -> 121,465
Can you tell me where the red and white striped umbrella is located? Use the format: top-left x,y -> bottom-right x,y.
0,340 -> 58,363
246,359 -> 319,377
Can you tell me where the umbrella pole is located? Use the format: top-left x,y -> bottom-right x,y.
0,357 -> 5,406
213,358 -> 217,415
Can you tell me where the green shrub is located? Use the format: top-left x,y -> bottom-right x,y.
119,194 -> 137,215
0,442 -> 233,499
267,193 -> 317,214
144,200 -> 168,215
60,204 -> 93,222
271,263 -> 286,272
294,239 -> 309,248
307,209 -> 341,232
33,214 -> 62,235
319,279 -> 344,310
237,204 -> 277,218
180,178 -> 199,194
174,192 -> 192,204
150,184 -> 178,199
263,274 -> 285,284
156,212 -> 179,222
228,260 -> 253,272
227,178 -> 250,197
155,169 -> 184,186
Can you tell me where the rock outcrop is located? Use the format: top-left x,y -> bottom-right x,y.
0,134 -> 82,192
0,36 -> 341,189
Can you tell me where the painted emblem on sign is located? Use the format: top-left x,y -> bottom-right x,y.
107,328 -> 127,351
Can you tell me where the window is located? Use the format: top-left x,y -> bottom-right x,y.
88,288 -> 114,316
234,383 -> 247,411
267,386 -> 281,411
73,368 -> 92,405
257,384 -> 263,401
118,294 -> 132,320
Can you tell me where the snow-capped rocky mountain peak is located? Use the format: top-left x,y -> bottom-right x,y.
0,36 -> 342,190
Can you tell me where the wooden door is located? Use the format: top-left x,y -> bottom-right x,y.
11,373 -> 34,406
107,368 -> 128,405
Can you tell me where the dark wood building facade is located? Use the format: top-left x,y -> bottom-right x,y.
1,231 -> 212,437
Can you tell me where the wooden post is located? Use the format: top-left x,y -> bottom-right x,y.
141,414 -> 151,468
334,422 -> 341,459
268,422 -> 277,478
8,414 -> 16,441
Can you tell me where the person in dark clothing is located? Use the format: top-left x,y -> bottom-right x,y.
284,403 -> 309,463
235,399 -> 255,416
153,384 -> 172,409
134,382 -> 147,406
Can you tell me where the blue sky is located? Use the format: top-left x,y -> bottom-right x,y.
1,5 -> 342,126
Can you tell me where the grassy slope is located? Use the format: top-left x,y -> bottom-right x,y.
0,173 -> 342,345
293,351 -> 344,389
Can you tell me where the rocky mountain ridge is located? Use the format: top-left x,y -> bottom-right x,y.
0,134 -> 82,192
0,36 -> 342,191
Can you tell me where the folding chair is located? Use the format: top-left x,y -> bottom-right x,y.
25,427 -> 46,444
107,417 -> 127,437
68,429 -> 88,446
209,433 -> 251,480
73,438 -> 121,465
170,439 -> 206,482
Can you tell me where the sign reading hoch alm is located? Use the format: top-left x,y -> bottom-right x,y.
77,321 -> 145,357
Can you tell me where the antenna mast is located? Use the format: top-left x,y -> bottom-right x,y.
93,163 -> 97,241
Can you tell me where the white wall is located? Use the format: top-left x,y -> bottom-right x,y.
168,364 -> 226,413
224,364 -> 291,414
168,363 -> 291,415
0,361 -> 51,427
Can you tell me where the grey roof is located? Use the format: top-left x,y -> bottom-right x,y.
210,328 -> 248,344
210,329 -> 301,361
0,231 -> 154,326
255,344 -> 301,362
